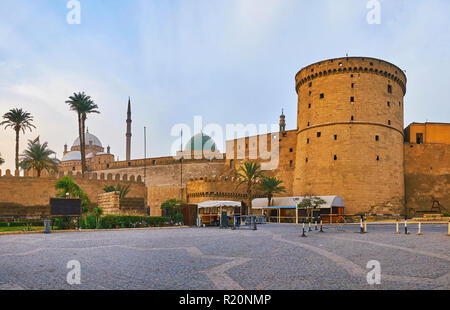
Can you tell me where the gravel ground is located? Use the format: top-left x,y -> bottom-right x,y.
0,224 -> 448,290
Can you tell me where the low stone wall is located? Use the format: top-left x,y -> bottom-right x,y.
0,173 -> 146,211
98,192 -> 146,216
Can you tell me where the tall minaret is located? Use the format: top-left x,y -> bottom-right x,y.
126,97 -> 132,161
279,109 -> 286,133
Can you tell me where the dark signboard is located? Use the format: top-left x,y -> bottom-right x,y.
50,198 -> 82,217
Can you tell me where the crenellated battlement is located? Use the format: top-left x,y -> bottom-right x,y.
295,57 -> 407,95
0,169 -> 144,184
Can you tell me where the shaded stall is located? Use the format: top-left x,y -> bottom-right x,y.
196,200 -> 242,227
252,196 -> 345,224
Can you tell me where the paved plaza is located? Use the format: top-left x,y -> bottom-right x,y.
0,224 -> 448,290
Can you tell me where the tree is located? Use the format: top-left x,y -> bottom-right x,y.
91,206 -> 103,228
257,176 -> 286,207
19,140 -> 59,177
103,184 -> 131,199
66,92 -> 99,176
54,175 -> 90,210
1,108 -> 36,171
161,199 -> 183,224
235,162 -> 263,215
0,153 -> 4,166
297,196 -> 327,221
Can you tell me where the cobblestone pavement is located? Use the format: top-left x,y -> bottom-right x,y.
0,224 -> 448,290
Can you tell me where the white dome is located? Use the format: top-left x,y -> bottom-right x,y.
61,151 -> 81,162
73,132 -> 102,148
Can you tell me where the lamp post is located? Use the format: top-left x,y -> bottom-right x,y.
180,129 -> 183,201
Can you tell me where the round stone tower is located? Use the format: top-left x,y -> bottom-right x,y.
293,57 -> 407,214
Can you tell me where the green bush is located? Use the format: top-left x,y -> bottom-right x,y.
0,221 -> 44,227
99,215 -> 169,229
80,215 -> 97,229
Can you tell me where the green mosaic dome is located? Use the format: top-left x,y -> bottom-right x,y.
185,133 -> 217,152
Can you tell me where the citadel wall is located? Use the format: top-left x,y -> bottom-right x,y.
0,170 -> 146,208
404,143 -> 450,214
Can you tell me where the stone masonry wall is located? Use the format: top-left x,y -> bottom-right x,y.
404,143 -> 450,214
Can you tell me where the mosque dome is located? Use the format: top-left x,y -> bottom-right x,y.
72,131 -> 102,148
185,133 -> 217,152
61,151 -> 81,162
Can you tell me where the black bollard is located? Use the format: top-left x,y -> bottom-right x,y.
360,216 -> 364,234
320,220 -> 324,233
301,223 -> 307,237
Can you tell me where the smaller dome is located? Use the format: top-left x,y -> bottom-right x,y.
61,151 -> 81,162
185,133 -> 217,152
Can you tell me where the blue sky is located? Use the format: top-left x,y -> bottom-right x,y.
0,0 -> 449,171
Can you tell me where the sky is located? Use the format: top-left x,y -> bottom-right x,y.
0,0 -> 449,172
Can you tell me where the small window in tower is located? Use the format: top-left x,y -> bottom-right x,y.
106,164 -> 110,168
311,69 -> 314,73
309,91 -> 312,96
334,155 -> 338,161
351,83 -> 355,88
388,84 -> 392,93
290,148 -> 293,153
320,93 -> 324,99
376,135 -> 379,141
307,122 -> 310,127
317,132 -> 321,138
350,74 -> 354,78
307,138 -> 310,144
388,120 -> 391,125
416,133 -> 424,144
334,135 -> 338,140
370,62 -> 374,66
399,101 -> 401,107
351,116 -> 354,121
387,101 -> 390,107
306,158 -> 309,163
309,82 -> 312,87
308,104 -> 311,109
289,160 -> 293,168
350,97 -> 355,102
377,155 -> 380,161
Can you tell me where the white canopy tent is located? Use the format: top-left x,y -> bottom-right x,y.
197,201 -> 242,208
196,200 -> 242,227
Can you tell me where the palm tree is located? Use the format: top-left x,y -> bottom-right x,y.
54,175 -> 90,210
91,206 -> 103,228
19,140 -> 59,177
1,108 -> 36,171
103,184 -> 131,199
257,176 -> 286,207
65,92 -> 99,176
235,162 -> 263,215
0,153 -> 4,166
